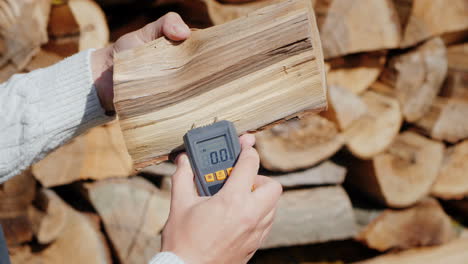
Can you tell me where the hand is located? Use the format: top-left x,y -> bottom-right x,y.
162,134 -> 283,264
91,12 -> 191,113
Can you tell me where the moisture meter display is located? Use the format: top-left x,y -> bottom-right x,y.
197,135 -> 233,167
184,121 -> 241,196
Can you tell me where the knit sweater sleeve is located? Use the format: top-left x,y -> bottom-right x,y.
0,49 -> 113,183
149,252 -> 186,264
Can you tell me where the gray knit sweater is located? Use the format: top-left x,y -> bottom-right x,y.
0,49 -> 184,264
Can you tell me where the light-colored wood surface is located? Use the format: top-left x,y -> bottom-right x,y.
326,52 -> 387,94
356,198 -> 456,251
344,90 -> 402,159
431,140 -> 468,199
33,121 -> 133,187
354,238 -> 468,264
415,98 -> 468,143
395,0 -> 468,48
0,169 -> 35,246
321,85 -> 367,131
347,131 -> 444,208
85,177 -> 170,264
440,43 -> 468,100
380,38 -> 447,122
113,0 -> 327,168
69,0 -> 109,50
269,161 -> 346,187
256,115 -> 344,172
261,186 -> 357,249
13,189 -> 112,264
316,0 -> 400,59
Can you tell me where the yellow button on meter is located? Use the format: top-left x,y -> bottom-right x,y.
216,170 -> 226,180
226,167 -> 233,176
204,173 -> 215,182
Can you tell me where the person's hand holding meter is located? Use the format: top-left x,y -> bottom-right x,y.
162,134 -> 283,264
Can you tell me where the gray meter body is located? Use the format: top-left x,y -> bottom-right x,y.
183,120 -> 241,196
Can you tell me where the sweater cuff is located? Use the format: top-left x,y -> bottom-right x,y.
149,252 -> 185,264
32,49 -> 114,156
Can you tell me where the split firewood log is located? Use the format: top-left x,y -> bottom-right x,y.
20,189 -> 111,264
394,0 -> 468,48
440,43 -> 468,100
44,0 -> 109,57
113,0 -> 327,169
25,49 -> 63,72
315,0 -> 400,59
32,121 -> 133,187
431,140 -> 468,200
380,38 -> 448,122
0,169 -> 35,246
84,177 -> 170,264
343,90 -> 402,159
256,115 -> 344,172
321,85 -> 367,131
326,51 -> 387,94
261,186 -> 357,249
353,238 -> 468,264
205,0 -> 401,59
414,98 -> 468,143
346,131 -> 444,208
268,161 -> 346,187
356,198 -> 456,251
0,0 -> 50,69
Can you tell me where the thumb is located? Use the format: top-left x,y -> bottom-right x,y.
171,153 -> 197,207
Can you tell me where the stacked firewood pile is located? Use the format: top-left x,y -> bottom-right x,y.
1,0 -> 468,263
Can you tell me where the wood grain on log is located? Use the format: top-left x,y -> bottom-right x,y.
347,131 -> 444,208
321,85 -> 367,131
356,198 -> 456,251
0,0 -> 50,69
316,0 -> 400,59
354,238 -> 468,264
344,90 -> 402,159
85,177 -> 170,264
394,0 -> 468,48
261,186 -> 357,249
18,189 -> 112,264
380,38 -> 447,122
0,169 -> 35,246
415,98 -> 468,143
203,0 -> 283,25
256,115 -> 344,172
33,121 -> 133,187
269,161 -> 346,187
431,140 -> 468,200
440,43 -> 468,100
113,0 -> 327,169
326,52 -> 387,94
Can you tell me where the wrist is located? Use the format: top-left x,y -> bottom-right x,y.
91,46 -> 115,114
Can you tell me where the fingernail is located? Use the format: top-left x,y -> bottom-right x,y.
174,24 -> 189,35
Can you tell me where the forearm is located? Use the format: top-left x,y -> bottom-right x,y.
0,49 -> 113,183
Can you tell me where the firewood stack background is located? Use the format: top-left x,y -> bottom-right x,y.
1,0 -> 468,263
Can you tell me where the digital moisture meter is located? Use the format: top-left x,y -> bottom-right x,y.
184,120 -> 241,196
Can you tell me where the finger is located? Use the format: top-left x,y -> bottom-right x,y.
171,153 -> 197,206
239,133 -> 255,148
140,12 -> 190,42
252,176 -> 282,218
222,145 -> 260,193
